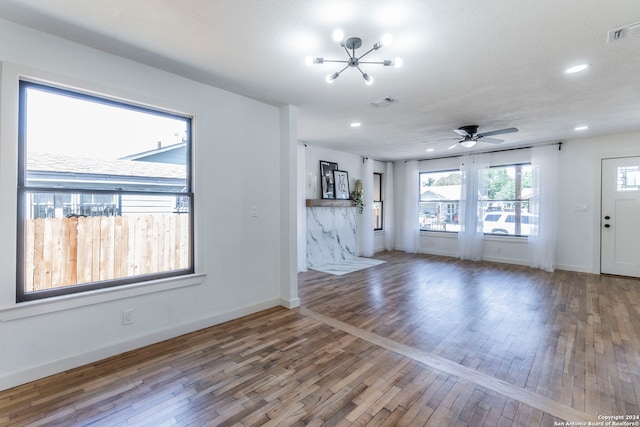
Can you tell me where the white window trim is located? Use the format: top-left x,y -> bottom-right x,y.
0,62 -> 202,318
0,273 -> 206,321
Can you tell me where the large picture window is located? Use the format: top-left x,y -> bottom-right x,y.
481,164 -> 535,236
17,81 -> 193,302
419,170 -> 461,232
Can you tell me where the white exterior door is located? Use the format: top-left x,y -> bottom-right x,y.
601,157 -> 640,277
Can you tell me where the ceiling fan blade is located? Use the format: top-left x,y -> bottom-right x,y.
453,129 -> 470,137
478,137 -> 504,144
477,127 -> 519,138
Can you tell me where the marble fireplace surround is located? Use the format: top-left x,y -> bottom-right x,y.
306,201 -> 357,268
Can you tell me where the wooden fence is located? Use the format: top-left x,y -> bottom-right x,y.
24,214 -> 190,292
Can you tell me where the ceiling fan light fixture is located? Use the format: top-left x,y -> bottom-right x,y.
459,139 -> 477,148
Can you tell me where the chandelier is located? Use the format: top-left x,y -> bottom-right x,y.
306,29 -> 402,85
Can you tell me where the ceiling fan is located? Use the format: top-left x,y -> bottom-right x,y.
447,125 -> 519,149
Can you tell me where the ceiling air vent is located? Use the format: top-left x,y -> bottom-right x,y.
607,22 -> 640,43
368,96 -> 398,108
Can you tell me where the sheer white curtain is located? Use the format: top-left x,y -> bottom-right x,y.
457,153 -> 490,261
361,158 -> 375,257
401,160 -> 420,253
384,161 -> 395,251
529,144 -> 560,271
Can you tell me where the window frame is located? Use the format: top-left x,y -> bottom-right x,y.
16,80 -> 195,302
373,172 -> 383,231
419,169 -> 462,233
481,162 -> 534,237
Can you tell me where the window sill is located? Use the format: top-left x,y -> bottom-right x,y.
0,273 -> 207,322
483,234 -> 529,242
419,230 -> 529,242
420,230 -> 457,236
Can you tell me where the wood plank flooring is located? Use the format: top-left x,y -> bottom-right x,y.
1,251 -> 639,426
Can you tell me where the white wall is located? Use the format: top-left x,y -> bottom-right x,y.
393,130 -> 640,273
0,19 -> 296,390
297,145 -> 393,260
556,130 -> 640,273
302,144 -> 362,200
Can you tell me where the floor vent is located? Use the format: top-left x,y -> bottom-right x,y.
608,22 -> 640,43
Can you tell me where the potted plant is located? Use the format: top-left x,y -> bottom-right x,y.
351,179 -> 364,214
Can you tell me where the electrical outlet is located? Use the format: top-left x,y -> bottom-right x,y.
122,309 -> 134,325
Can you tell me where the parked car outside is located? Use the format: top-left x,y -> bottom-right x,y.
483,212 -> 537,236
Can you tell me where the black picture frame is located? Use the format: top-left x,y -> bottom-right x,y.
320,161 -> 338,199
333,170 -> 350,200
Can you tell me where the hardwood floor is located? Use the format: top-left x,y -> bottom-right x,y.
1,251 -> 639,426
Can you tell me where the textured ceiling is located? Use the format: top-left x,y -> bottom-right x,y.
0,0 -> 639,160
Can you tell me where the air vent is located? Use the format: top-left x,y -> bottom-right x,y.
368,96 -> 398,108
608,22 -> 640,43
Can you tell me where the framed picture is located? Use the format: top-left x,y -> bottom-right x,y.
333,170 -> 350,200
320,161 -> 338,199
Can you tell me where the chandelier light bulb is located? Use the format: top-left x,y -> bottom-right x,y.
380,33 -> 393,47
305,55 -> 314,66
363,73 -> 374,85
332,29 -> 344,42
394,57 -> 403,68
326,72 -> 339,83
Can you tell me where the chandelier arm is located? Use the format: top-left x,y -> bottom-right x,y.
336,64 -> 350,74
343,45 -> 354,59
357,46 -> 377,61
356,66 -> 367,77
358,61 -> 388,64
322,59 -> 350,63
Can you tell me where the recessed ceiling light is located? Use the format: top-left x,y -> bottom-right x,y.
350,122 -> 361,127
426,148 -> 435,152
574,125 -> 589,131
565,64 -> 589,74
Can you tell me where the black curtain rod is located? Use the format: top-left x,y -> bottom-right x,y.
406,141 -> 562,163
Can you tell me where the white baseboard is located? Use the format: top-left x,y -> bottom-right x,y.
0,298 -> 282,392
279,297 -> 300,309
555,263 -> 595,274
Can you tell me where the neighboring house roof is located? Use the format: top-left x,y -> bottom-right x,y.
421,185 -> 461,201
421,185 -> 533,201
119,142 -> 186,165
26,152 -> 186,192
28,152 -> 186,179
